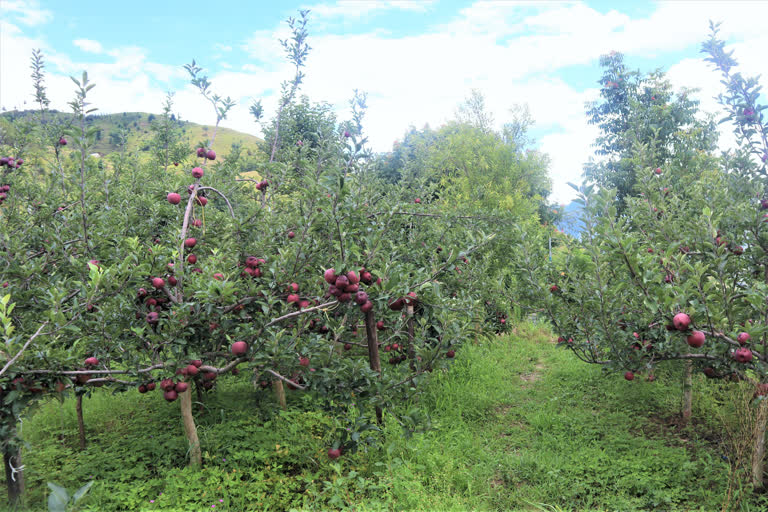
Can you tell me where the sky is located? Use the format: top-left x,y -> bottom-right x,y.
1,0 -> 767,204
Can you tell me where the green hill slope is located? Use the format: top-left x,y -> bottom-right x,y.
0,110 -> 263,159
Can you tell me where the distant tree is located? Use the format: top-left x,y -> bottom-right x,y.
148,92 -> 188,171
583,52 -> 718,210
503,103 -> 534,150
260,95 -> 337,158
455,89 -> 494,134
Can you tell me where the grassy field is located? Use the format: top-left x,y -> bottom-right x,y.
7,323 -> 766,511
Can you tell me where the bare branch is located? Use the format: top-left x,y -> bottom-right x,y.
0,322 -> 49,378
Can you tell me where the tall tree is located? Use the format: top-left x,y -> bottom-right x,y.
584,52 -> 718,210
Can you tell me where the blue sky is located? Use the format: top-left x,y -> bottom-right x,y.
2,0 -> 767,202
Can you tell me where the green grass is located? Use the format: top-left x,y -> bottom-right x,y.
7,322 -> 767,511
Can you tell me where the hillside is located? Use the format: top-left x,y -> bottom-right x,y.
0,110 -> 263,159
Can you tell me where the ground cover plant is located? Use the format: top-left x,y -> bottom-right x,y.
11,323 -> 768,511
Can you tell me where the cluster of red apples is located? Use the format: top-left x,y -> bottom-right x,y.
323,268 -> 377,311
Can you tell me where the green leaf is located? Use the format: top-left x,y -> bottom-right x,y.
72,480 -> 94,503
47,482 -> 68,512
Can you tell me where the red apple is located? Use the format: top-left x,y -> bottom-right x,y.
289,282 -> 299,293
347,271 -> 360,285
734,347 -> 753,363
355,291 -> 369,305
446,350 -> 455,358
206,150 -> 216,160
196,196 -> 208,206
164,390 -> 178,402
287,294 -> 300,304
328,448 -> 341,460
231,341 -> 248,356
175,382 -> 189,393
376,320 -> 385,331
335,275 -> 349,290
186,364 -> 199,376
213,273 -> 224,280
299,357 -> 310,367
324,268 -> 337,284
288,231 -> 295,239
738,332 -> 751,345
624,371 -> 635,381
84,357 -> 99,367
187,254 -> 197,264
654,167 -> 662,175
151,277 -> 165,289
168,276 -> 178,286
184,238 -> 197,248
197,147 -> 206,157
361,301 -> 373,313
167,192 -> 181,205
414,198 -> 421,204
686,330 -> 705,348
192,167 -> 204,179
672,313 -> 691,331
388,297 -> 404,311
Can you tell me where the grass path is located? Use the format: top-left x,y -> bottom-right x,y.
359,323 -> 751,511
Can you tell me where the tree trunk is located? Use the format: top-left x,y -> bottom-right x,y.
682,360 -> 693,422
752,398 -> 768,490
3,444 -> 24,509
273,380 -> 286,410
179,389 -> 201,467
364,310 -> 383,423
406,304 -> 416,370
76,394 -> 86,451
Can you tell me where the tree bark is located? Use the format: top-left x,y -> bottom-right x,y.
364,310 -> 383,423
273,380 -> 287,410
76,394 -> 86,451
682,360 -> 693,422
179,389 -> 201,467
406,304 -> 417,372
752,398 -> 768,490
3,444 -> 24,509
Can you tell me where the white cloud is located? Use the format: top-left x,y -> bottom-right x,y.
3,1 -> 768,205
73,39 -> 103,54
0,0 -> 52,26
309,0 -> 437,21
